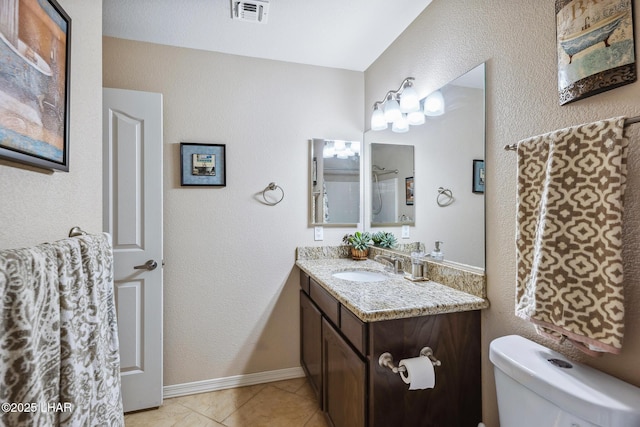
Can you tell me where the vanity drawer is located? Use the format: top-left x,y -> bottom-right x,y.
300,270 -> 310,295
309,278 -> 340,325
340,306 -> 367,355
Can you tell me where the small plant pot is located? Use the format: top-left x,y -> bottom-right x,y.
351,248 -> 369,260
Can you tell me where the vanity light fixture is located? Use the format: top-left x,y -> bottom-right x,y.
383,93 -> 402,123
371,77 -> 428,133
399,81 -> 419,113
371,102 -> 388,131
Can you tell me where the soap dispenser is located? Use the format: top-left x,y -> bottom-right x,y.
410,251 -> 425,279
431,241 -> 444,261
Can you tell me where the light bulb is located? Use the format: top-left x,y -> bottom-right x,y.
391,114 -> 409,133
371,106 -> 387,131
383,97 -> 401,123
399,84 -> 420,113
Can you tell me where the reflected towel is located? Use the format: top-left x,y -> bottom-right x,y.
515,117 -> 629,355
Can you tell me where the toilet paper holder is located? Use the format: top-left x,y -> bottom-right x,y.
378,347 -> 441,374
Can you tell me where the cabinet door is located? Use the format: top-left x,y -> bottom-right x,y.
368,311 -> 482,427
323,318 -> 366,427
300,291 -> 323,405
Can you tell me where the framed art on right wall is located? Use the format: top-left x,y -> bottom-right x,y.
473,160 -> 485,194
556,0 -> 636,105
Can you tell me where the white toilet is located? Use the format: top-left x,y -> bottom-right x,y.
490,335 -> 640,427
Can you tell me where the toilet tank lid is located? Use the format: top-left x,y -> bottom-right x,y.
489,335 -> 640,427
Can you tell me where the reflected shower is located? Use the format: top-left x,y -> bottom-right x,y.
372,165 -> 398,214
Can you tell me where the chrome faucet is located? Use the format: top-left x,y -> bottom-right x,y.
374,255 -> 402,274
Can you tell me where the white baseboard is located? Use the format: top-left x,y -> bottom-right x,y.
163,366 -> 306,399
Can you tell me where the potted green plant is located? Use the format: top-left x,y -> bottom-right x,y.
372,231 -> 398,249
342,231 -> 373,260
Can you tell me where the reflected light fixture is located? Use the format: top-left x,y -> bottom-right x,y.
371,77 -> 429,133
424,90 -> 445,116
324,140 -> 360,160
407,109 -> 425,126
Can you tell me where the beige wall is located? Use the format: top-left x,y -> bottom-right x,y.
103,37 -> 364,385
3,3 -> 638,425
0,0 -> 103,249
365,0 -> 640,425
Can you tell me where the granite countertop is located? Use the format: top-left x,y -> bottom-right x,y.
296,258 -> 489,322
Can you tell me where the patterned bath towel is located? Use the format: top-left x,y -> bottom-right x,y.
0,233 -> 124,426
515,117 -> 629,355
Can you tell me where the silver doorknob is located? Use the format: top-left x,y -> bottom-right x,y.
134,260 -> 158,271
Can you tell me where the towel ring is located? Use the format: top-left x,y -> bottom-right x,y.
262,182 -> 285,206
437,187 -> 454,207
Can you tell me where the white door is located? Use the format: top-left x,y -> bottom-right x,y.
103,88 -> 163,413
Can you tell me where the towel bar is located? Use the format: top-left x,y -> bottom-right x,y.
68,226 -> 87,237
379,347 -> 441,374
504,115 -> 640,151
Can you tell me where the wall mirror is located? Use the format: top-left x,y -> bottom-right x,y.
309,138 -> 361,226
371,143 -> 415,226
365,63 -> 486,269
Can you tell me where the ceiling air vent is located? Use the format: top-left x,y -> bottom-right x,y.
231,0 -> 270,24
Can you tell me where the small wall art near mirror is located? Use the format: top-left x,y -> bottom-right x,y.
365,63 -> 486,269
309,138 -> 361,226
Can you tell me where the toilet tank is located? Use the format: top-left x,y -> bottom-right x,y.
489,335 -> 640,427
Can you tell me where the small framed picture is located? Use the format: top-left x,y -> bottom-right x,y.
180,143 -> 226,186
405,176 -> 414,205
473,160 -> 485,194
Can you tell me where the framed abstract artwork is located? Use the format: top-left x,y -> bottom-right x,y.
0,0 -> 72,171
556,0 -> 636,105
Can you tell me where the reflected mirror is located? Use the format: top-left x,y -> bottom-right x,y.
371,144 -> 414,226
309,138 -> 361,226
365,63 -> 485,268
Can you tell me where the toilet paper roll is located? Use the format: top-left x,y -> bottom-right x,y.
399,356 -> 435,390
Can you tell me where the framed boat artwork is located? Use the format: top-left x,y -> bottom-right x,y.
0,0 -> 71,171
556,0 -> 636,105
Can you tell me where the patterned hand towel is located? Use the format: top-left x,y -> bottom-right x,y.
515,117 -> 629,355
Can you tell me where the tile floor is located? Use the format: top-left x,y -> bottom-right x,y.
124,377 -> 329,427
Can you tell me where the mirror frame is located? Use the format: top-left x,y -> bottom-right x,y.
308,138 -> 363,227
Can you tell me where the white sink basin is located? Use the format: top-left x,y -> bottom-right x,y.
332,270 -> 388,282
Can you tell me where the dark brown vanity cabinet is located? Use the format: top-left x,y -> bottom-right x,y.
300,289 -> 323,404
322,317 -> 367,427
299,270 -> 482,427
